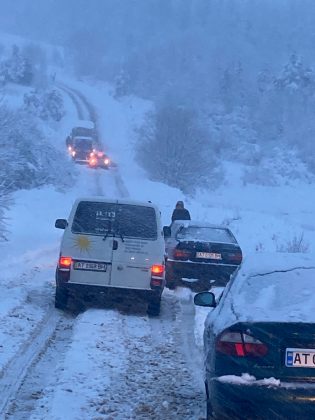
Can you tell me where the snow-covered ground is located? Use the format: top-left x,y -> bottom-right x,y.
1,73 -> 315,419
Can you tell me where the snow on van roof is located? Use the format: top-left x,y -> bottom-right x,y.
73,197 -> 159,209
211,252 -> 315,333
73,120 -> 95,129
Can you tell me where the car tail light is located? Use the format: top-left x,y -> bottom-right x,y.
104,158 -> 110,165
68,146 -> 72,151
89,158 -> 97,166
216,331 -> 268,357
150,264 -> 165,288
90,152 -> 95,157
173,248 -> 191,260
59,256 -> 72,270
227,252 -> 242,264
97,152 -> 104,157
71,151 -> 76,157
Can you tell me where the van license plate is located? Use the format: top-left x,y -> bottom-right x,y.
73,261 -> 107,271
286,348 -> 315,368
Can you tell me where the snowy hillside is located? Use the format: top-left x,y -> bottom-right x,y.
0,69 -> 314,417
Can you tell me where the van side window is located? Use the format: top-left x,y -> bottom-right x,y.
72,202 -> 157,240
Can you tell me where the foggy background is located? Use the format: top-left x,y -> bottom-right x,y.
1,0 -> 315,192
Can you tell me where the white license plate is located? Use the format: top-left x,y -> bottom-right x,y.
196,252 -> 222,260
73,261 -> 107,271
286,348 -> 315,368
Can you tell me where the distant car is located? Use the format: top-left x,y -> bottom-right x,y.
71,137 -> 94,163
88,150 -> 111,169
194,253 -> 315,420
66,120 -> 97,153
164,220 -> 242,291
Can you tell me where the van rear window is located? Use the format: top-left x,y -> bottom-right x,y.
72,202 -> 157,239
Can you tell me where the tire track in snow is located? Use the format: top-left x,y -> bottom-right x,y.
0,307 -> 61,417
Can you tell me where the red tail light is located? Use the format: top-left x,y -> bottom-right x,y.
89,158 -> 97,166
173,249 -> 191,260
216,331 -> 268,357
59,256 -> 72,269
227,252 -> 243,264
151,264 -> 164,276
150,264 -> 165,288
104,158 -> 110,165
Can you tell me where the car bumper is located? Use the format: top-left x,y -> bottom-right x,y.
209,377 -> 315,419
166,260 -> 237,287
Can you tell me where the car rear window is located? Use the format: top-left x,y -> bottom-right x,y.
73,139 -> 93,149
72,201 -> 157,239
176,226 -> 236,243
72,127 -> 94,137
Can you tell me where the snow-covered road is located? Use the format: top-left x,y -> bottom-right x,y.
0,85 -> 206,419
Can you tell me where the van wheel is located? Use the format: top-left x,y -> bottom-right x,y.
147,297 -> 161,316
55,286 -> 68,310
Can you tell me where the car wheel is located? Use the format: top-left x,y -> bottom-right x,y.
147,297 -> 161,316
54,286 -> 68,310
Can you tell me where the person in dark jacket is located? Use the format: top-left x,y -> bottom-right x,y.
171,201 -> 191,223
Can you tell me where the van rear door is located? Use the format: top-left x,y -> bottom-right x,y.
67,201 -> 116,286
110,204 -> 159,290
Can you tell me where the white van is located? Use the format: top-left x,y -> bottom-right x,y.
54,197 -> 165,315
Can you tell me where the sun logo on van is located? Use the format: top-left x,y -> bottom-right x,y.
73,235 -> 92,252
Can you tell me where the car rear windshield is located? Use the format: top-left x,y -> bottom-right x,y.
73,139 -> 93,149
176,226 -> 236,243
72,127 -> 95,137
72,201 -> 157,239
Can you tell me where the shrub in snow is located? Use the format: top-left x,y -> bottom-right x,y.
135,104 -> 221,194
276,233 -> 310,254
24,89 -> 65,122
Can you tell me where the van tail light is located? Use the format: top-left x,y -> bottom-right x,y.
216,331 -> 268,357
59,256 -> 72,270
227,252 -> 243,264
150,264 -> 165,288
173,248 -> 191,260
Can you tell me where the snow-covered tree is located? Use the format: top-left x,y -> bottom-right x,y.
136,104 -> 221,193
4,45 -> 32,85
0,104 -> 74,192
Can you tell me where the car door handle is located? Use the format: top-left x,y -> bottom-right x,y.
113,240 -> 118,250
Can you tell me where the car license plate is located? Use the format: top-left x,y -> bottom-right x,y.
196,252 -> 222,260
286,348 -> 315,368
73,261 -> 107,271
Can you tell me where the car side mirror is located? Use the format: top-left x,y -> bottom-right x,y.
55,219 -> 68,229
194,292 -> 216,308
163,226 -> 171,238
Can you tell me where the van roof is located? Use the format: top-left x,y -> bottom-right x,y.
73,197 -> 159,209
73,120 -> 95,129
